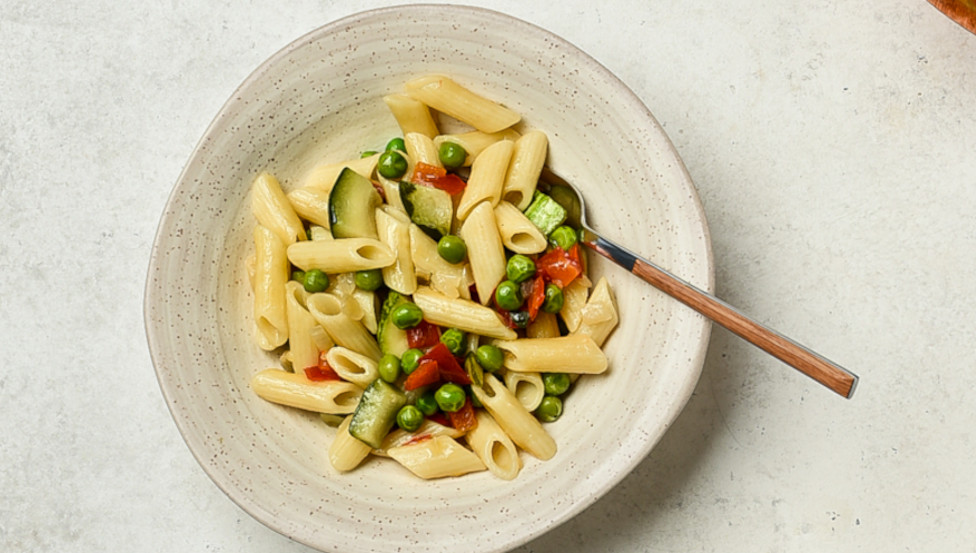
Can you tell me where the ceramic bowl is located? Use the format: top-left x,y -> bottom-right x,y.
145,5 -> 713,553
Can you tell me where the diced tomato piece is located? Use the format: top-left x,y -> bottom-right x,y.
404,359 -> 441,391
411,162 -> 447,186
526,274 -> 546,320
537,244 -> 582,288
447,399 -> 478,433
304,365 -> 341,382
422,342 -> 471,385
427,413 -> 451,428
429,173 -> 466,195
407,320 -> 442,349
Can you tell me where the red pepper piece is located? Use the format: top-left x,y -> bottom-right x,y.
407,320 -> 442,349
427,412 -> 451,428
304,365 -> 341,382
429,173 -> 466,195
422,342 -> 471,385
447,398 -> 478,433
404,359 -> 441,391
537,245 -> 582,288
526,274 -> 546,320
411,162 -> 447,186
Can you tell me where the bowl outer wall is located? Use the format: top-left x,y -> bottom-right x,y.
144,5 -> 714,553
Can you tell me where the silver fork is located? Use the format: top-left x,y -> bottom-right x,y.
541,168 -> 859,399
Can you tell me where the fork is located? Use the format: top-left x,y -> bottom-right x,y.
541,169 -> 859,399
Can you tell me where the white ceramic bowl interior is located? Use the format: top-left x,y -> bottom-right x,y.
145,5 -> 713,553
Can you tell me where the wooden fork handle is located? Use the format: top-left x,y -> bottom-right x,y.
585,236 -> 859,398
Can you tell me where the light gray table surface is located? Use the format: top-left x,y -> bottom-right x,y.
2,1 -> 974,551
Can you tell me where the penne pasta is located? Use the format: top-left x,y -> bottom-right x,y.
456,139 -> 513,221
559,277 -> 590,333
471,374 -> 556,460
387,435 -> 486,479
375,206 -> 417,295
492,201 -> 547,254
374,419 -> 465,457
286,187 -> 332,229
526,310 -> 560,339
250,172 -> 306,246
252,225 -> 289,350
433,128 -> 521,167
301,154 -> 379,192
307,293 -> 383,361
405,75 -> 520,133
324,346 -> 379,388
384,93 -> 439,138
413,286 -> 516,340
491,334 -> 608,375
287,238 -> 395,273
501,130 -> 548,210
250,369 -> 362,414
457,201 -> 506,305
465,410 -> 522,480
503,371 -> 545,412
408,225 -> 466,298
404,132 -> 442,170
284,281 -> 319,372
329,415 -> 372,472
573,276 -> 619,347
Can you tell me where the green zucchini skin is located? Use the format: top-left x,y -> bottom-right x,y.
523,190 -> 567,237
376,291 -> 410,356
399,181 -> 453,240
329,168 -> 382,239
348,379 -> 406,449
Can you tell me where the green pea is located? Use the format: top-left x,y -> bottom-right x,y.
303,269 -> 330,293
549,225 -> 578,251
505,254 -> 536,283
391,302 -> 423,329
378,353 -> 401,383
360,150 -> 378,158
440,328 -> 466,356
434,383 -> 466,413
415,390 -> 439,416
475,344 -> 504,373
385,137 -> 406,152
396,405 -> 424,432
437,235 -> 467,264
536,395 -> 563,422
437,141 -> 467,170
494,280 -> 523,311
354,269 -> 383,291
378,150 -> 408,179
541,283 -> 564,313
510,310 -> 530,328
400,348 -> 423,374
543,372 -> 571,396
291,269 -> 306,283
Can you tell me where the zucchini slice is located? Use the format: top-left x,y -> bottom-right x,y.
348,379 -> 406,449
399,181 -> 453,240
329,168 -> 382,239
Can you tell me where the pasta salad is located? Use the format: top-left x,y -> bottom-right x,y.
246,75 -> 618,480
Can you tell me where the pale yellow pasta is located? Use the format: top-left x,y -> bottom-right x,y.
374,419 -> 465,457
573,276 -> 619,347
287,238 -> 395,273
433,129 -> 521,167
375,206 -> 417,295
465,410 -> 521,480
456,139 -> 513,221
251,172 -> 306,245
384,94 -> 439,138
457,201 -> 506,305
329,415 -> 372,472
300,154 -> 379,192
559,277 -> 590,332
308,225 -> 332,241
471,374 -> 556,460
252,225 -> 289,350
286,187 -> 332,229
526,311 -> 560,339
492,201 -> 547,254
387,435 -> 486,479
404,132 -> 442,170
492,334 -> 608,374
377,174 -> 407,214
324,346 -> 379,388
501,130 -> 548,210
306,293 -> 382,361
405,75 -> 520,133
413,286 -> 516,340
503,371 -> 545,412
250,369 -> 362,414
284,281 -> 319,372
408,225 -> 466,298
351,288 -> 379,334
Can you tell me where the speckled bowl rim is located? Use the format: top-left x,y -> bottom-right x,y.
145,4 -> 714,552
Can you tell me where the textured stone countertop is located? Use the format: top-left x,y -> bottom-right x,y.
2,1 -> 974,551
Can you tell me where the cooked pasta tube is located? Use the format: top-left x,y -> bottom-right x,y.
493,201 -> 547,254
387,435 -> 486,479
458,201 -> 506,305
433,129 -> 521,167
573,276 -> 619,347
559,277 -> 590,333
377,174 -> 407,215
526,311 -> 560,339
351,288 -> 378,334
375,206 -> 417,295
306,293 -> 382,360
374,419 -> 465,457
405,75 -> 520,133
413,286 -> 516,340
456,139 -> 513,221
252,225 -> 289,350
286,187 -> 332,229
329,415 -> 372,472
251,172 -> 306,246
491,334 -> 608,374
471,374 -> 556,460
287,238 -> 395,273
503,371 -> 545,412
384,94 -> 439,138
404,132 -> 442,169
285,281 -> 319,371
250,369 -> 362,414
324,346 -> 379,388
301,154 -> 379,191
465,410 -> 522,480
408,225 -> 466,298
501,130 -> 548,210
